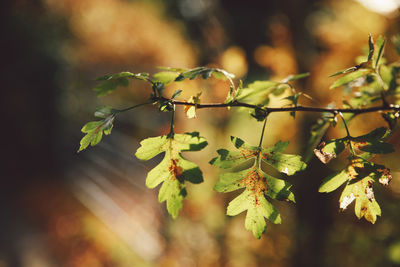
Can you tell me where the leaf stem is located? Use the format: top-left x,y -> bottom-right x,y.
258,117 -> 268,148
338,112 -> 355,156
117,101 -> 154,113
168,104 -> 176,138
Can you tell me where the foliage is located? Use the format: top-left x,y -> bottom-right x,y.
135,132 -> 207,218
78,35 -> 400,238
210,137 -> 305,238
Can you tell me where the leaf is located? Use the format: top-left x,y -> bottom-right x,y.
171,89 -> 182,99
78,115 -> 115,152
135,132 -> 207,218
153,71 -> 180,85
227,188 -> 281,238
382,111 -> 400,130
330,69 -> 371,89
211,137 -> 305,238
319,169 -> 350,193
351,127 -> 394,154
262,142 -> 307,175
94,72 -> 149,97
184,92 -> 202,119
236,81 -> 279,105
314,139 -> 346,164
281,72 -> 310,83
373,36 -> 386,69
320,158 -> 392,224
367,33 -> 375,62
94,106 -> 117,118
174,67 -> 235,84
329,35 -> 373,78
304,114 -> 334,162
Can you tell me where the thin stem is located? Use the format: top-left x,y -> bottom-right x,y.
338,112 -> 355,156
339,112 -> 351,137
258,118 -> 268,148
117,101 -> 154,113
168,104 -> 176,137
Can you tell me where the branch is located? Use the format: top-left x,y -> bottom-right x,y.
150,96 -> 400,115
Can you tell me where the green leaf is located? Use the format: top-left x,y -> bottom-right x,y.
281,72 -> 310,83
78,115 -> 115,152
153,71 -> 180,85
227,188 -> 281,239
329,35 -> 375,79
211,137 -> 305,238
236,81 -> 279,105
94,106 -> 117,118
373,36 -> 386,69
94,72 -> 150,97
174,67 -> 235,83
367,33 -> 374,62
352,127 -> 394,154
330,69 -> 371,89
319,169 -> 350,193
209,149 -> 253,169
262,142 -> 307,175
171,89 -> 182,99
152,82 -> 165,96
135,132 -> 207,218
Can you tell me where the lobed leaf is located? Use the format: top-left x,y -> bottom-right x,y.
227,188 -> 281,239
94,72 -> 149,97
78,116 -> 115,152
211,137 -> 305,238
135,132 -> 207,218
320,158 -> 392,224
352,127 -> 394,154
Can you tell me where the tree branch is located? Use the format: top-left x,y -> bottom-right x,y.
151,96 -> 400,115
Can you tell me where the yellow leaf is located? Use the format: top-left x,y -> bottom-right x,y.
184,92 -> 202,119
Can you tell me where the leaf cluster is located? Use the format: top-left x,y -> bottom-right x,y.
77,34 -> 400,238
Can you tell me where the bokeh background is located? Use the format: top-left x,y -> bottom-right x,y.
3,0 -> 400,266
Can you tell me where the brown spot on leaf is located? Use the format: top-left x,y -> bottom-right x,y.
242,168 -> 267,202
353,140 -> 368,150
169,159 -> 183,180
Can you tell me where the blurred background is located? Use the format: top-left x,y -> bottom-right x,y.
2,0 -> 400,266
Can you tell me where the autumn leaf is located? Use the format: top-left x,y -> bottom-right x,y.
184,92 -> 202,119
314,127 -> 393,164
319,157 -> 392,224
210,137 -> 306,238
135,132 -> 207,218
